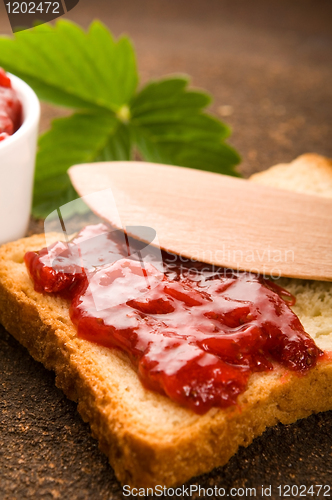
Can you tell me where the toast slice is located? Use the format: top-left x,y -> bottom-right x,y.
0,154 -> 332,488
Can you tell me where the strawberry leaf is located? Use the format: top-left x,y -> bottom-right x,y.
33,112 -> 127,217
0,20 -> 138,111
0,21 -> 241,219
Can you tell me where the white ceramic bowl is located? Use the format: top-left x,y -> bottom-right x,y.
0,73 -> 40,245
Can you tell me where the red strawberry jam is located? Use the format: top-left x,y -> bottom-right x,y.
0,68 -> 22,140
24,223 -> 322,414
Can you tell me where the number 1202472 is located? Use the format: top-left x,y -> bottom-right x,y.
278,485 -> 331,497
5,1 -> 60,14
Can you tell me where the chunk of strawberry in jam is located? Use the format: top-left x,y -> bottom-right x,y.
0,68 -> 12,88
0,111 -> 13,135
0,132 -> 9,142
139,349 -> 249,413
24,224 -> 124,296
0,68 -> 22,140
24,244 -> 85,297
24,224 -> 323,414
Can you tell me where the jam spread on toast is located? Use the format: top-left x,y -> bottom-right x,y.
0,68 -> 22,142
25,224 -> 322,414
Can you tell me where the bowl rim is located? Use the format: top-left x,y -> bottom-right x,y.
0,72 -> 40,151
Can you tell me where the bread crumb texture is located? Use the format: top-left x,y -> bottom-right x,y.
0,153 -> 331,487
250,153 -> 332,198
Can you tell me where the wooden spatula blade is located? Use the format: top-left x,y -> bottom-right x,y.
69,161 -> 332,282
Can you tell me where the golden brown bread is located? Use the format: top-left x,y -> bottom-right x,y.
250,153 -> 332,198
0,153 -> 332,487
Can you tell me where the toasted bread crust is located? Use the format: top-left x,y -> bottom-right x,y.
1,153 -> 332,487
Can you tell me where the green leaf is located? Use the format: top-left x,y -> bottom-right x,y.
133,126 -> 240,175
95,123 -> 132,161
131,77 -> 240,175
0,20 -> 138,111
0,21 -> 241,219
131,77 -> 212,115
33,112 -> 132,218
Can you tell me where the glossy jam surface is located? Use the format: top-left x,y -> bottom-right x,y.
25,224 -> 322,414
0,68 -> 22,142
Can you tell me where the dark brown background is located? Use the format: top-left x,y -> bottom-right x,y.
1,0 -> 332,498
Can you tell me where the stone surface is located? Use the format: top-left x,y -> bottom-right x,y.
1,0 -> 332,498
